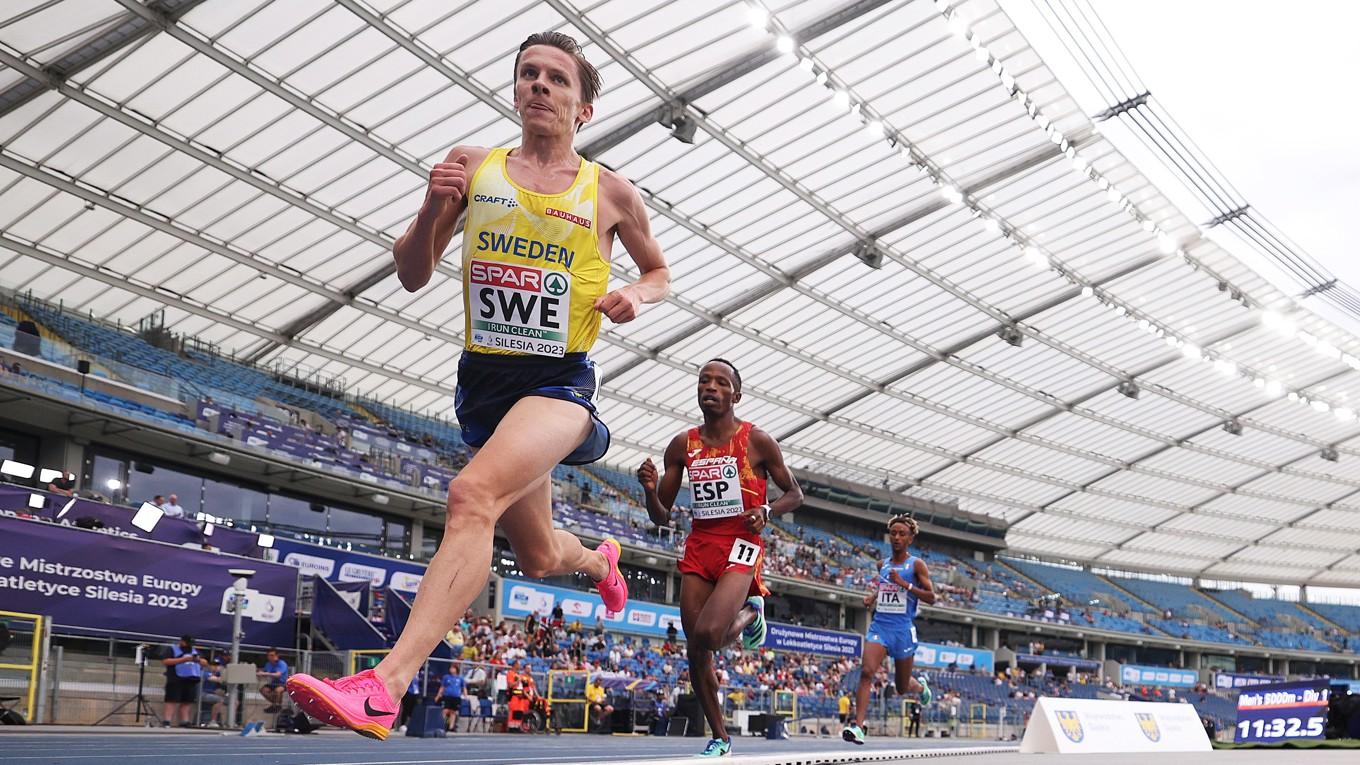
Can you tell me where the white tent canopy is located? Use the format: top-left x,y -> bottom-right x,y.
1,0 -> 1357,586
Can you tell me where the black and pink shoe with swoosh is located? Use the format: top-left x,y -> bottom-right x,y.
286,669 -> 398,740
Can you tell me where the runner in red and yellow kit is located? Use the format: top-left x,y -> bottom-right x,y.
637,359 -> 803,756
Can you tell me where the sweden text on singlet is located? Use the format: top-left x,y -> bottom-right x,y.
475,231 -> 576,268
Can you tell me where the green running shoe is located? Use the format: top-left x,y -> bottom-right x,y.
740,596 -> 766,650
918,674 -> 933,707
698,737 -> 732,757
841,723 -> 865,745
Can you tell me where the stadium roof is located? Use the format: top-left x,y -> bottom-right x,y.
1,0 -> 1358,587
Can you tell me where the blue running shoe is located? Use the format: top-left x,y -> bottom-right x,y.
698,737 -> 732,757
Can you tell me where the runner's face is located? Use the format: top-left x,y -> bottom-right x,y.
697,362 -> 739,415
514,46 -> 593,133
888,522 -> 913,553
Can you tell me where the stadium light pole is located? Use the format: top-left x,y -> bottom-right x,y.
226,569 -> 254,728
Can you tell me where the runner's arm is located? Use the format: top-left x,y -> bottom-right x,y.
910,559 -> 938,605
393,145 -> 486,291
595,172 -> 669,322
639,432 -> 685,526
751,428 -> 803,517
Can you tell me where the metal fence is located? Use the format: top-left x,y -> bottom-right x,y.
33,631 -> 1031,740
34,634 -> 354,727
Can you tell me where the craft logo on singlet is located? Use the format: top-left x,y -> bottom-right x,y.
473,194 -> 517,208
469,260 -> 570,356
545,207 -> 591,229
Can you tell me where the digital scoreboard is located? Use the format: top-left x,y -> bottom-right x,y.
1233,679 -> 1330,744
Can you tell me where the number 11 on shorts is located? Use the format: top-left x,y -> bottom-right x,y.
728,538 -> 758,566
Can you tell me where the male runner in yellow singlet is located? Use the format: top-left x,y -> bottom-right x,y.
286,31 -> 670,739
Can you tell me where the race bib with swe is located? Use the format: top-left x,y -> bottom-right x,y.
469,259 -> 570,356
688,456 -> 744,520
876,585 -> 908,614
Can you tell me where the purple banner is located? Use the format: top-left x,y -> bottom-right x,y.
0,485 -> 261,556
0,515 -> 297,645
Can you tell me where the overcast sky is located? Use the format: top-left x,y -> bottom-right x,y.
1000,0 -> 1360,337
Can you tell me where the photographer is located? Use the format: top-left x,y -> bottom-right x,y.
160,635 -> 206,727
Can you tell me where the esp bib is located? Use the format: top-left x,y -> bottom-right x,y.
688,455 -> 744,520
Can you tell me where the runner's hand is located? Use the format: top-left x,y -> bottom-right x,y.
594,286 -> 641,323
637,458 -> 658,491
743,504 -> 766,533
863,592 -> 875,607
426,153 -> 469,211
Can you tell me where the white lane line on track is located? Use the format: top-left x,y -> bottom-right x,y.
3,752 -> 310,760
2,754 -> 687,763
306,755 -> 741,765
311,748 -> 1021,765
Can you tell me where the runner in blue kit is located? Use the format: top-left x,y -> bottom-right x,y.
843,514 -> 936,744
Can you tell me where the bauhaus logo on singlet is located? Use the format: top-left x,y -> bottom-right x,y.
546,207 -> 591,229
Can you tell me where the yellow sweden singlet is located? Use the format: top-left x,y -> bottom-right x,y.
461,148 -> 608,356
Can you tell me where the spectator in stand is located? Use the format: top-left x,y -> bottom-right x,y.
446,625 -> 465,654
587,676 -> 613,730
160,634 -> 206,727
46,471 -> 75,496
161,493 -> 186,519
258,648 -> 290,713
467,663 -> 489,699
201,654 -> 227,727
151,494 -> 165,509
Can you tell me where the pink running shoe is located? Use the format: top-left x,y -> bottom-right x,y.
595,538 -> 628,614
286,669 -> 398,740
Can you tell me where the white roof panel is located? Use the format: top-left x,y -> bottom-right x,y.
0,0 -> 1357,585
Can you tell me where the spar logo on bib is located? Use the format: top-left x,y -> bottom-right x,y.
688,455 -> 744,519
469,259 -> 570,356
544,272 -> 569,296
